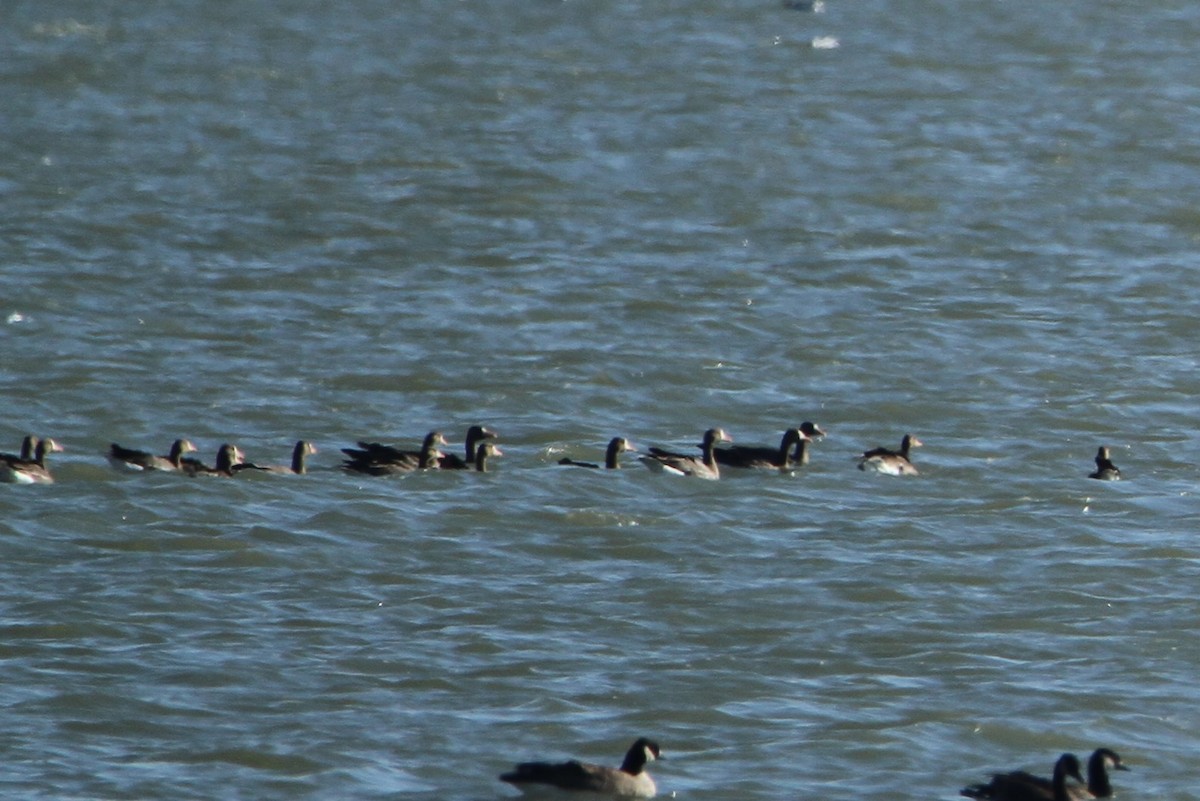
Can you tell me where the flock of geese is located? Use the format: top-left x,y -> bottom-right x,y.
0,426 -> 1131,798
0,424 -> 1122,485
496,738 -> 1129,799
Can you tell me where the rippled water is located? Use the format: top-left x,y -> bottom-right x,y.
2,1 -> 1199,799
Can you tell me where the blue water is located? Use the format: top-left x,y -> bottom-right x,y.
2,1 -> 1199,799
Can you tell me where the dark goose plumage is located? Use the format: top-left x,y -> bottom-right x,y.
342,432 -> 446,474
440,425 -> 498,469
500,737 -> 662,798
961,753 -> 1087,801
969,749 -> 1129,801
108,439 -> 198,472
712,422 -> 824,470
473,441 -> 502,472
858,433 -> 922,476
234,440 -> 318,475
1088,446 -> 1121,481
0,438 -> 63,484
182,444 -> 244,477
0,435 -> 40,463
559,437 -> 637,469
641,428 -> 732,480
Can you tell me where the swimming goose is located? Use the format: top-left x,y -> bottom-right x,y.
858,433 -> 921,476
559,437 -> 637,469
975,749 -> 1129,801
440,425 -> 498,469
108,439 -> 198,472
1088,447 -> 1120,481
234,441 -> 318,475
473,441 -> 503,472
342,432 -> 446,474
961,753 -> 1086,801
712,422 -> 824,470
500,737 -> 662,797
641,428 -> 732,480
182,444 -> 244,477
0,438 -> 63,484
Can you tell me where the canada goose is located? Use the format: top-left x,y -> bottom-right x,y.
971,749 -> 1129,801
0,435 -> 39,463
961,752 -> 1087,801
1088,447 -> 1120,481
712,422 -> 824,470
500,737 -> 662,797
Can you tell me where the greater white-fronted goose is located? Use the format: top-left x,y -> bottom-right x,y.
473,441 -> 502,472
439,425 -> 498,469
712,422 -> 825,470
1088,447 -> 1120,481
559,437 -> 637,469
108,439 -> 198,472
858,433 -> 921,476
961,753 -> 1087,801
0,437 -> 63,484
342,431 -> 446,475
234,441 -> 318,475
500,737 -> 662,798
182,444 -> 244,477
641,428 -> 732,480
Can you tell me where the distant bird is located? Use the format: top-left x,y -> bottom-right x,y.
182,444 -> 244,477
961,753 -> 1087,801
234,440 -> 318,475
559,437 -> 637,469
473,441 -> 503,472
858,433 -> 921,476
1088,447 -> 1120,481
108,439 -> 198,472
342,432 -> 446,474
0,438 -> 63,484
500,737 -> 662,797
641,428 -> 732,480
440,425 -> 498,469
712,422 -> 825,470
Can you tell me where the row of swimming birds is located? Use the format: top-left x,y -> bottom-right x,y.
0,424 -> 1123,484
494,738 -> 1129,799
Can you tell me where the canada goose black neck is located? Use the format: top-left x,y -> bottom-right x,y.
19,435 -> 38,461
1089,446 -> 1121,480
1084,748 -> 1129,797
605,437 -> 634,469
290,440 -> 317,474
619,738 -> 661,775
